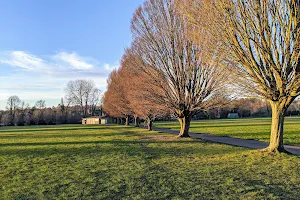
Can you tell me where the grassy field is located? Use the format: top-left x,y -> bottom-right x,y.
0,124 -> 300,199
155,117 -> 300,146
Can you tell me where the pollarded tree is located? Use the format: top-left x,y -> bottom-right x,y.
121,48 -> 170,131
185,0 -> 299,152
131,0 -> 228,137
103,70 -> 133,126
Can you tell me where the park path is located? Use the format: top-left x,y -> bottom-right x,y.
153,127 -> 300,155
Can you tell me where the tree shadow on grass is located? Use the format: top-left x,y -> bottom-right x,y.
0,131 -> 139,139
0,139 -> 200,148
0,139 -> 241,157
0,125 -> 130,133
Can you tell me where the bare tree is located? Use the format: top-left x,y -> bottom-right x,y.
187,0 -> 300,152
56,97 -> 71,124
35,100 -> 46,110
33,100 -> 46,125
6,96 -> 21,125
65,80 -> 100,117
89,88 -> 102,116
83,80 -> 94,116
131,0 -> 228,137
65,80 -> 86,115
0,112 -> 12,126
14,101 -> 29,126
24,108 -> 33,126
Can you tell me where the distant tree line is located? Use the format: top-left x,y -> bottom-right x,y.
0,80 -> 102,126
203,98 -> 300,120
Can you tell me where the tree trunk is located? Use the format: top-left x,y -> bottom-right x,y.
134,117 -> 139,127
178,114 -> 192,137
125,116 -> 129,126
266,101 -> 287,152
117,118 -> 122,124
147,120 -> 153,131
85,102 -> 88,117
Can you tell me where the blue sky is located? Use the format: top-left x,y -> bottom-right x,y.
0,0 -> 143,110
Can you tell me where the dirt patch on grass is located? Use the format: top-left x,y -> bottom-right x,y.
141,135 -> 180,141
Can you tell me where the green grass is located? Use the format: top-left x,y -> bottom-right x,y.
155,117 -> 300,146
0,124 -> 300,199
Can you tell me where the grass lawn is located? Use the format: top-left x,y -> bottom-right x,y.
0,124 -> 300,199
155,117 -> 300,146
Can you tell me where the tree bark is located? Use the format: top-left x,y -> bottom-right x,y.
125,116 -> 129,126
177,114 -> 192,137
134,116 -> 139,127
147,120 -> 153,131
266,101 -> 287,152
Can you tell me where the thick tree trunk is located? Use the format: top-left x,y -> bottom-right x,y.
125,116 -> 129,126
266,102 -> 287,152
147,120 -> 153,131
178,114 -> 192,137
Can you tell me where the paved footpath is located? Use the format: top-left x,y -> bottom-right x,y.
153,127 -> 300,155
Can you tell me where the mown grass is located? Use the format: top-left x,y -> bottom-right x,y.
0,124 -> 300,199
155,117 -> 300,146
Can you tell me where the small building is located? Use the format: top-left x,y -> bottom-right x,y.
227,113 -> 239,119
82,116 -> 114,125
82,116 -> 101,125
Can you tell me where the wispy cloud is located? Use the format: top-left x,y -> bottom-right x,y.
54,52 -> 94,70
0,51 -> 119,73
0,51 -> 48,72
0,51 -> 98,72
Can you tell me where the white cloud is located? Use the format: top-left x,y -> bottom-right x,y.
0,51 -> 48,72
104,63 -> 119,71
54,52 -> 93,70
0,51 -> 96,72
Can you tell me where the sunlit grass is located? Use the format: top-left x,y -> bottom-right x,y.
0,124 -> 300,199
155,117 -> 300,146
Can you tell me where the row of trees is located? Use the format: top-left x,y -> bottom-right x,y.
103,49 -> 170,130
103,0 -> 299,153
104,0 -> 230,133
0,80 -> 102,126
